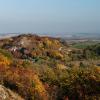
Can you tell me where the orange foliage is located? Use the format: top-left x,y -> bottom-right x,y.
1,67 -> 48,100
0,53 -> 11,68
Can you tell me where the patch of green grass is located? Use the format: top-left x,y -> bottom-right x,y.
72,41 -> 100,49
72,43 -> 87,49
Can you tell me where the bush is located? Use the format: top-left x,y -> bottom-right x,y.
59,66 -> 100,100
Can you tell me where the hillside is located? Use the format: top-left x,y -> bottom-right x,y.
0,34 -> 100,100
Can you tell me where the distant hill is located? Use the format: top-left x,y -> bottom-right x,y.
0,33 -> 100,39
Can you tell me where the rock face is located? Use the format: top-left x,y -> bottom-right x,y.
0,85 -> 24,100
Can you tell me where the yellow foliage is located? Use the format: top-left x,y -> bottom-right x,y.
56,64 -> 66,70
44,38 -> 52,47
48,50 -> 64,59
0,53 -> 11,67
33,75 -> 48,100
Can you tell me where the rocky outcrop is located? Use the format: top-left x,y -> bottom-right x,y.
0,85 -> 24,100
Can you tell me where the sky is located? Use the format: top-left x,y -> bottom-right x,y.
0,0 -> 100,34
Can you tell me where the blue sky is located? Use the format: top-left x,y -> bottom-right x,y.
0,0 -> 100,34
